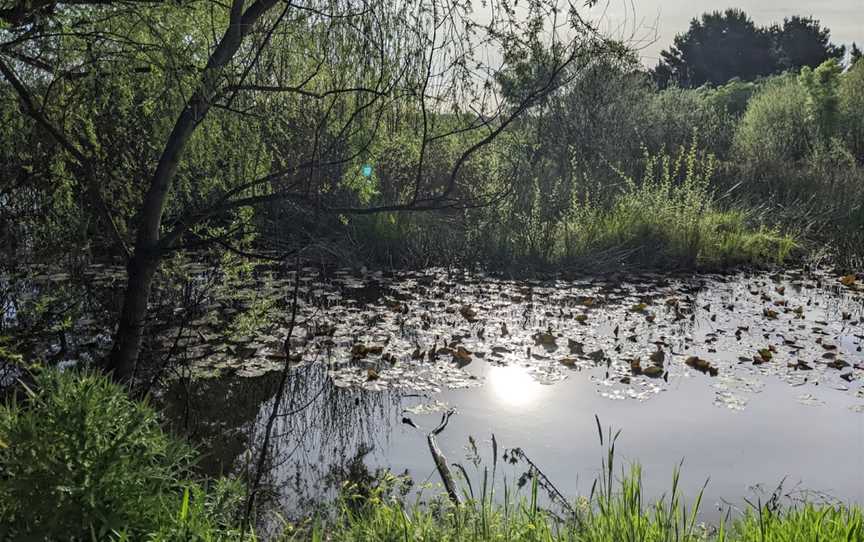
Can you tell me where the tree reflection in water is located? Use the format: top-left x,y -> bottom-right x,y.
247,362 -> 401,530
163,359 -> 401,530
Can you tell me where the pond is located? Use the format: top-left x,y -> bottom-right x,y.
153,265 -> 864,530
6,263 -> 864,527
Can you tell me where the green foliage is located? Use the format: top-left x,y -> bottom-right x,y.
2,1 -> 863,281
142,479 -> 251,542
0,336 -> 23,367
729,504 -> 864,541
644,88 -> 738,158
0,369 -> 250,541
839,59 -> 864,161
563,145 -> 717,267
701,80 -> 760,118
558,145 -> 795,269
799,59 -> 844,143
734,76 -> 812,165
292,457 -> 862,542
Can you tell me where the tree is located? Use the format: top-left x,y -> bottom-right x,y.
1,0 -> 616,382
851,43 -> 863,66
653,9 -> 775,88
654,10 -> 844,89
771,16 -> 844,73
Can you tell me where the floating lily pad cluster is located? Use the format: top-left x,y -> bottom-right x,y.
170,266 -> 864,412
5,263 -> 864,412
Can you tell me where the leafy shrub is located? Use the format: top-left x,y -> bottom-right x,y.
734,76 -> 812,165
840,59 -> 864,162
799,59 -> 844,145
703,79 -> 760,118
0,369 -> 248,541
644,88 -> 738,159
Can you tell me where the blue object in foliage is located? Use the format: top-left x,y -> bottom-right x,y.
361,164 -> 373,177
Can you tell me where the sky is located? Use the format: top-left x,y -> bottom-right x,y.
583,0 -> 864,66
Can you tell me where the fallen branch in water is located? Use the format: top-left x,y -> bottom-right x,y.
403,409 -> 462,506
507,446 -> 575,517
427,409 -> 462,506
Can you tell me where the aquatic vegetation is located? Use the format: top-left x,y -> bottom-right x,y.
555,146 -> 797,270
6,263 -> 863,413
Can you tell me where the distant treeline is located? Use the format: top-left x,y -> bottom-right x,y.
653,9 -> 859,88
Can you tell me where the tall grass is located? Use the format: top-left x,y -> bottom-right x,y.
291,426 -> 862,542
292,465 -> 863,542
728,504 -> 864,541
351,143 -> 797,272
557,144 -> 796,269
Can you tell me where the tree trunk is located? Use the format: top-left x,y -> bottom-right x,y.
107,252 -> 159,382
103,0 -> 279,381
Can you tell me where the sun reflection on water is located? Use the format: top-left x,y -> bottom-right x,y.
486,365 -> 547,409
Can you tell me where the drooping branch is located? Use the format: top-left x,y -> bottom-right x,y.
155,45 -> 600,251
107,0 -> 284,379
0,0 -> 161,27
0,56 -> 131,256
134,0 -> 282,251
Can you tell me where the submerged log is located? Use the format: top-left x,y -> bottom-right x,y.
425,409 -> 462,506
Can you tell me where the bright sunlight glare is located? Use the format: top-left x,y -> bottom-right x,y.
486,365 -> 547,409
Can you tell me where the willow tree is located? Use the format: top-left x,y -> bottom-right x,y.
0,0 -> 614,382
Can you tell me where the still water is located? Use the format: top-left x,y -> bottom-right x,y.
191,267 -> 864,527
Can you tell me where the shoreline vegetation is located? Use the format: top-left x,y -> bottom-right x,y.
2,369 -> 863,541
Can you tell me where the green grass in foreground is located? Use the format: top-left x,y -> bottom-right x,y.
297,470 -> 862,542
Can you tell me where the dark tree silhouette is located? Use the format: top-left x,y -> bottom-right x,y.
771,16 -> 844,72
653,9 -> 775,88
654,10 -> 845,88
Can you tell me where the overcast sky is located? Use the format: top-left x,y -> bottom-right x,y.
583,0 -> 864,66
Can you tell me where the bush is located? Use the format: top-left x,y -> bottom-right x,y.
734,76 -> 812,165
644,88 -> 738,159
799,59 -> 843,145
840,59 -> 864,162
0,369 -> 249,541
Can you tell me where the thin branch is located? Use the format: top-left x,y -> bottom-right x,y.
0,56 -> 131,257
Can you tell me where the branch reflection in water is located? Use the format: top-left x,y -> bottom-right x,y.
240,361 -> 400,532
